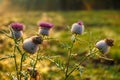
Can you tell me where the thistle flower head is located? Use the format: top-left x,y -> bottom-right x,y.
95,38 -> 114,54
71,21 -> 84,35
23,36 -> 43,54
39,22 -> 54,29
32,36 -> 43,44
105,38 -> 114,46
78,21 -> 83,25
10,22 -> 24,31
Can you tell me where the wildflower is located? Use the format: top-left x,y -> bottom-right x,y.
71,21 -> 84,35
38,22 -> 54,36
96,39 -> 114,53
10,22 -> 24,39
23,36 -> 43,54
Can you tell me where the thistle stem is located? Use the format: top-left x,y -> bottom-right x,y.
19,53 -> 25,80
33,52 -> 39,72
30,49 -> 39,80
13,45 -> 19,80
66,48 -> 95,80
66,54 -> 90,79
65,34 -> 76,80
65,42 -> 74,77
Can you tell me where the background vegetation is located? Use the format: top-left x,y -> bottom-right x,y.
0,0 -> 120,80
1,0 -> 120,11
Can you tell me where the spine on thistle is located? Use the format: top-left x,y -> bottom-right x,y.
22,36 -> 43,54
10,22 -> 24,39
71,21 -> 84,35
38,22 -> 54,36
95,39 -> 114,54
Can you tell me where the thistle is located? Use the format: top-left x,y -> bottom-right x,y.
96,39 -> 114,53
10,22 -> 24,39
23,36 -> 43,54
38,22 -> 54,36
71,21 -> 84,35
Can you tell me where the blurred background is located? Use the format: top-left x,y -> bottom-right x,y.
0,0 -> 120,80
0,0 -> 120,11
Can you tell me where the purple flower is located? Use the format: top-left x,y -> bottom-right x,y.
38,22 -> 54,36
39,22 -> 54,28
10,22 -> 24,31
10,22 -> 24,39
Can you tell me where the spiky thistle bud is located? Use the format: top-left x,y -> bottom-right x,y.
23,36 -> 43,54
96,39 -> 114,53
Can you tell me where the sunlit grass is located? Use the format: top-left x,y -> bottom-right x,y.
0,10 -> 120,80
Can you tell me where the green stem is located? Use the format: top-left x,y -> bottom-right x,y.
65,42 -> 74,77
0,55 -> 14,61
19,53 -> 25,80
66,48 -> 95,80
66,55 -> 90,79
65,35 -> 76,80
15,43 -> 26,80
30,50 -> 39,80
13,45 -> 19,80
1,30 -> 12,38
33,52 -> 39,72
11,28 -> 21,80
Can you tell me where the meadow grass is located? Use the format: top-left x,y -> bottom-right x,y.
0,10 -> 120,80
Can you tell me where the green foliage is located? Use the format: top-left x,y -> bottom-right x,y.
2,0 -> 120,10
0,11 -> 120,80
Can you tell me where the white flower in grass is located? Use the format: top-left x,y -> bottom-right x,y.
96,39 -> 114,54
23,36 -> 43,54
71,21 -> 84,35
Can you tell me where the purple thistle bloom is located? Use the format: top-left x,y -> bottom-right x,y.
78,21 -> 83,25
38,22 -> 54,36
39,22 -> 54,28
10,22 -> 24,31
